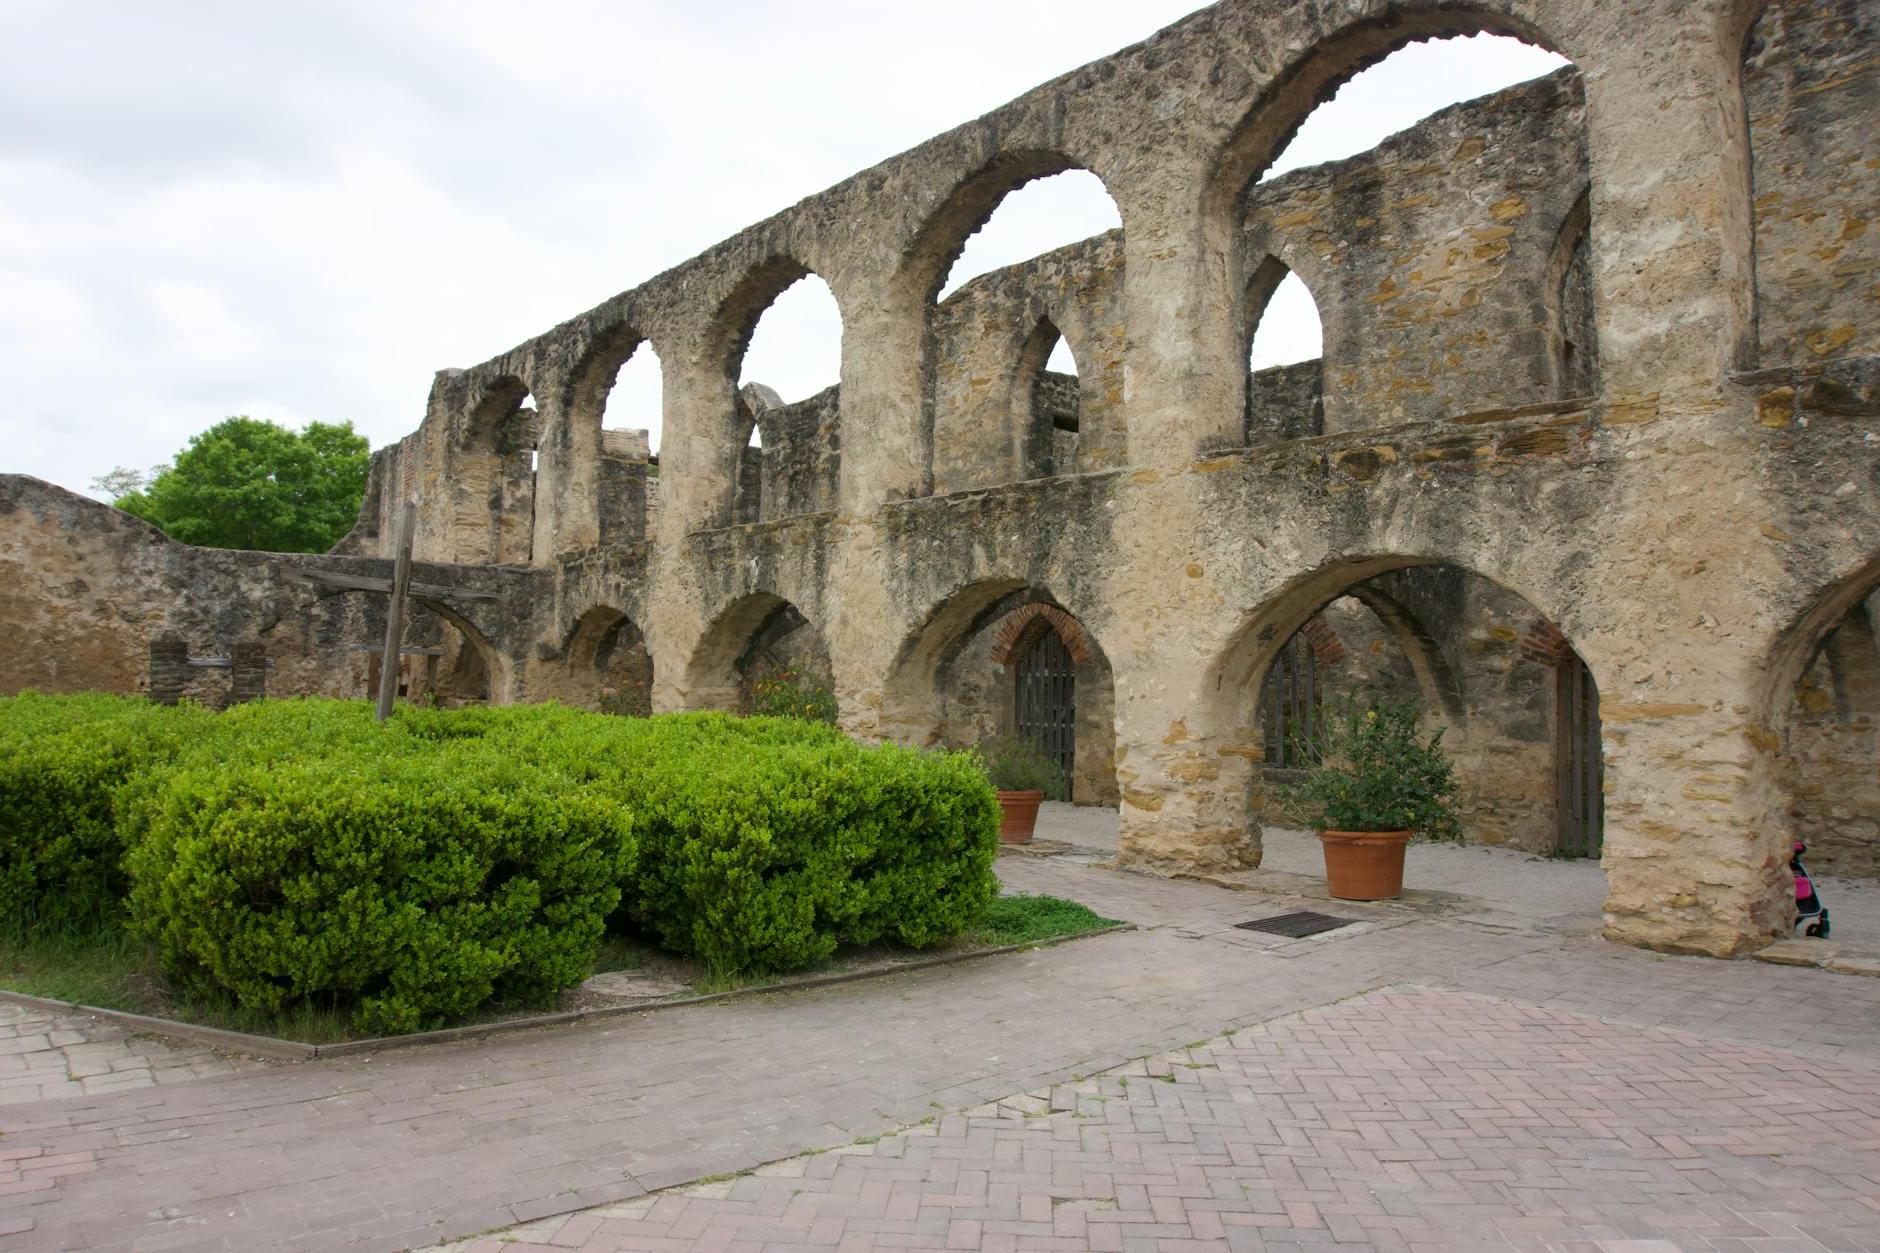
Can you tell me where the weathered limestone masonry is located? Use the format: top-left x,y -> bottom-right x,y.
2,0 -> 1876,958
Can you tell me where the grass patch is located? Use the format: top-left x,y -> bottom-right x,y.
1,893 -> 1119,1045
968,894 -> 1120,947
0,922 -> 154,1012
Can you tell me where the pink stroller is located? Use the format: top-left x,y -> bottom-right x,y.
1792,839 -> 1831,938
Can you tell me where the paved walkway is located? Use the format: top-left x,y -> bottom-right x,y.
1038,803 -> 1880,948
3,852 -> 1878,1251
0,1003 -> 260,1108
438,985 -> 1880,1253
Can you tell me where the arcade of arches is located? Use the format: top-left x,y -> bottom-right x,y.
1,0 -> 1875,961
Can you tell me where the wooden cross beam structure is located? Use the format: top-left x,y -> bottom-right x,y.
279,500 -> 499,721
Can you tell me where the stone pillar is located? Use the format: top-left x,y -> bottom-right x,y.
229,640 -> 269,706
1107,616 -> 1264,875
1578,4 -> 1757,406
834,299 -> 929,516
1598,698 -> 1791,957
533,391 -> 601,564
148,633 -> 188,706
1117,196 -> 1247,469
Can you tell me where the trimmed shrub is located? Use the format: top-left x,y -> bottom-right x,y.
534,713 -> 1000,976
0,694 -> 212,929
125,736 -> 635,1035
3,695 -> 1002,1028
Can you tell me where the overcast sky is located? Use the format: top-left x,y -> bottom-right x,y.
1,2 -> 1566,494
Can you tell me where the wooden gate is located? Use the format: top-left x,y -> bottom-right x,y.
1555,656 -> 1604,857
1261,632 -> 1320,768
1016,629 -> 1076,794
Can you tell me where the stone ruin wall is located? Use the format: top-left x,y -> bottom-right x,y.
3,0 -> 1878,958
1785,592 -> 1880,876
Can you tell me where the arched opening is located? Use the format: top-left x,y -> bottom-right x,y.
1743,0 -> 1878,368
1767,559 -> 1880,945
592,341 -> 662,546
1205,559 -> 1608,923
1244,259 -> 1326,444
721,267 -> 843,526
458,377 -> 539,565
565,605 -> 653,716
1543,191 -> 1598,399
1015,318 -> 1085,479
1256,34 -> 1573,187
346,597 -> 504,709
685,592 -> 833,716
884,582 -> 1117,808
908,158 -> 1126,496
936,169 -> 1121,299
1219,24 -> 1589,434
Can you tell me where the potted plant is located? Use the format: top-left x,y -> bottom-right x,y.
977,735 -> 1066,843
1279,699 -> 1460,900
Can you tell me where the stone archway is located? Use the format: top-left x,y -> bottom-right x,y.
1198,558 -> 1608,864
1765,557 -> 1880,891
564,605 -> 654,716
886,582 -> 1117,806
685,592 -> 833,715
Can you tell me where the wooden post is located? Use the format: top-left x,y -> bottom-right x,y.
375,500 -> 417,722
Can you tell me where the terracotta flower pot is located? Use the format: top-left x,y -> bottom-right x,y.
996,789 -> 1044,843
1318,829 -> 1411,900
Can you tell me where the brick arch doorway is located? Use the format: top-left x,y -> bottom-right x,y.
984,600 -> 1115,806
1013,623 -> 1076,791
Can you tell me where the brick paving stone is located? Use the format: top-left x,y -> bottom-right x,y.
2,857 -> 1879,1251
0,1001 -> 261,1107
431,986 -> 1880,1252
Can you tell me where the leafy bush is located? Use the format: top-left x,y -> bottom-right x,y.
976,735 -> 1067,799
0,694 -> 212,930
1,695 -> 1003,1029
125,736 -> 635,1035
748,669 -> 839,724
538,713 -> 1000,976
1278,699 -> 1460,839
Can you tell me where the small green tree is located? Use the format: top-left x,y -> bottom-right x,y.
106,417 -> 369,553
1278,698 -> 1461,839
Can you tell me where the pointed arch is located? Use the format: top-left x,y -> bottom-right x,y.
1013,316 -> 1084,479
882,579 -> 1117,805
454,375 -> 539,564
1542,189 -> 1598,399
1209,556 -> 1604,858
704,258 -> 844,527
685,591 -> 832,714
1242,255 -> 1326,444
1205,14 -> 1574,226
564,604 -> 653,715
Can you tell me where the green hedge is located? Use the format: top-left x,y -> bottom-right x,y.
125,737 -> 635,1036
0,694 -> 212,927
0,695 -> 1001,1033
534,714 -> 999,975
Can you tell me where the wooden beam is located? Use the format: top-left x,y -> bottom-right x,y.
375,502 -> 416,723
279,568 -> 501,602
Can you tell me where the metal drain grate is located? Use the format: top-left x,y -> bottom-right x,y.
1233,910 -> 1353,938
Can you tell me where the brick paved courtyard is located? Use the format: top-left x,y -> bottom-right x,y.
437,986 -> 1880,1253
3,847 -> 1879,1251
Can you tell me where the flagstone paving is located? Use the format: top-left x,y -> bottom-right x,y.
1,849 -> 1877,1251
